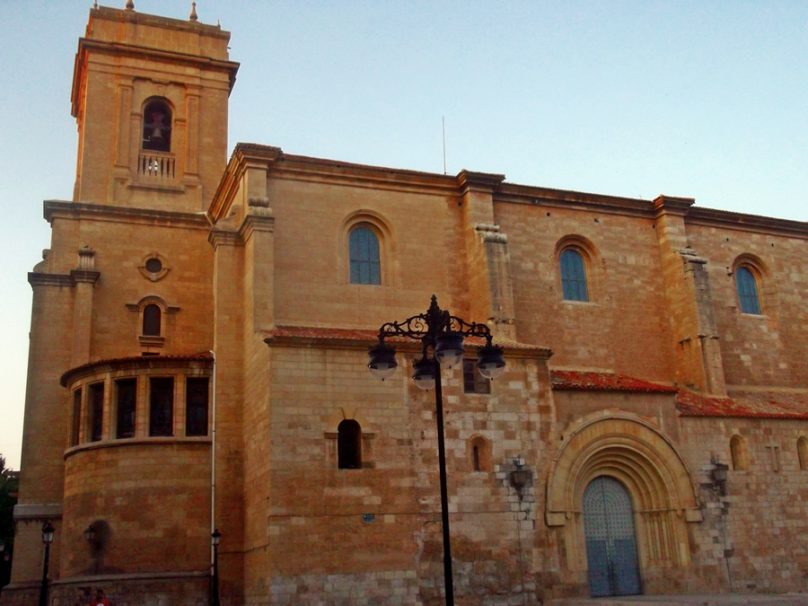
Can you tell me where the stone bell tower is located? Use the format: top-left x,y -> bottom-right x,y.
71,2 -> 238,211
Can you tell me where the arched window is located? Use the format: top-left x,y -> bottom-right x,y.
349,225 -> 381,285
798,437 -> 808,471
469,436 -> 491,472
338,419 -> 362,469
142,98 -> 172,152
735,266 -> 761,315
143,304 -> 161,336
730,434 -> 748,471
560,248 -> 589,301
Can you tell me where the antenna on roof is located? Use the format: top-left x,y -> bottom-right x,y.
442,115 -> 447,175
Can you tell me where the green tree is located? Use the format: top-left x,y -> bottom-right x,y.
0,454 -> 18,587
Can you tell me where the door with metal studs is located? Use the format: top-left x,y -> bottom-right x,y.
583,476 -> 642,597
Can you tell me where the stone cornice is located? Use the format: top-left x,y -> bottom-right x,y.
208,228 -> 242,249
457,170 -> 506,195
13,503 -> 62,521
70,269 -> 100,284
264,326 -> 552,360
654,195 -> 696,217
44,200 -> 210,230
686,207 -> 808,238
28,272 -> 73,288
498,183 -> 656,217
72,36 -> 239,117
239,214 -> 275,243
209,144 -> 460,224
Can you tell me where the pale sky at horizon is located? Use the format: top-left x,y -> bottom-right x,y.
1,1 -> 806,468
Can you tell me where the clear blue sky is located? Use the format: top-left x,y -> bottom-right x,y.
1,1 -> 806,468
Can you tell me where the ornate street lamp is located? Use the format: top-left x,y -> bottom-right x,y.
39,521 -> 55,606
368,295 -> 505,604
210,529 -> 221,606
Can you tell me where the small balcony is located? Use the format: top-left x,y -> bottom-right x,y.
137,152 -> 176,183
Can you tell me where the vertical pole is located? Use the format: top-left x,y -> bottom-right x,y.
211,542 -> 220,606
433,363 -> 454,605
38,541 -> 50,606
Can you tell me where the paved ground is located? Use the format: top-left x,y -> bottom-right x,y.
548,594 -> 808,605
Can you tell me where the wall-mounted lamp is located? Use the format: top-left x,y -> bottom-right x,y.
509,458 -> 532,501
711,462 -> 729,496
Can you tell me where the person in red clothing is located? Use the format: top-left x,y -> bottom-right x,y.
90,589 -> 110,606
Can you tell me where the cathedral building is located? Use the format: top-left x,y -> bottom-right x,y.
3,4 -> 808,605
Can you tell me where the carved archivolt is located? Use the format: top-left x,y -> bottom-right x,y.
546,411 -> 701,570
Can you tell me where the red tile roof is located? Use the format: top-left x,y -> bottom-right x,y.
551,370 -> 677,393
61,352 -> 213,386
676,389 -> 808,420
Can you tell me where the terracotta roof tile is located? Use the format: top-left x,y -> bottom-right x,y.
676,389 -> 808,420
551,370 -> 677,393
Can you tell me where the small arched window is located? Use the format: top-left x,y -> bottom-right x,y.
142,98 -> 172,152
338,419 -> 362,469
730,434 -> 749,471
143,304 -> 162,336
469,436 -> 491,472
735,266 -> 761,315
798,437 -> 808,471
560,248 -> 589,301
349,225 -> 381,285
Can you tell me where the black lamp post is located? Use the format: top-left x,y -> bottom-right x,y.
210,529 -> 221,606
368,295 -> 506,605
38,521 -> 55,606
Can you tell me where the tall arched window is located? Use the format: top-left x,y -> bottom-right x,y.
730,434 -> 749,471
349,225 -> 381,285
735,266 -> 761,314
338,419 -> 362,469
560,248 -> 589,301
143,304 -> 161,336
142,98 -> 172,152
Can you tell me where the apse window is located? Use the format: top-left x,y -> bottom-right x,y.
735,266 -> 761,315
560,248 -> 589,301
337,419 -> 362,469
71,389 -> 82,446
142,98 -> 172,152
115,378 -> 137,439
349,225 -> 381,285
88,382 -> 104,442
149,377 -> 174,437
463,358 -> 491,394
185,377 -> 210,437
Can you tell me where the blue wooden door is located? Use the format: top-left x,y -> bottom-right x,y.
583,476 -> 642,597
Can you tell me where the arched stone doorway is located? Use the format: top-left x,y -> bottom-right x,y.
545,412 -> 702,595
584,476 -> 641,597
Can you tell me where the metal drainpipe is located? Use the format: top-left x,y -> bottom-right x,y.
209,350 -> 217,571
